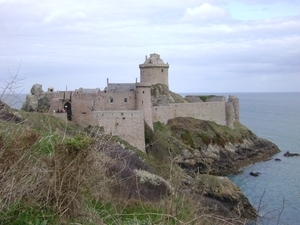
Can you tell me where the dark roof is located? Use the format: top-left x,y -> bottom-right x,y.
105,83 -> 136,92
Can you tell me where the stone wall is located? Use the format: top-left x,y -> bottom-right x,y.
72,93 -> 98,126
152,102 -> 227,126
91,111 -> 145,152
99,91 -> 136,111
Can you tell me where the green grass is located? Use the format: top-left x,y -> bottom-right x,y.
199,95 -> 216,102
0,201 -> 57,225
181,132 -> 195,148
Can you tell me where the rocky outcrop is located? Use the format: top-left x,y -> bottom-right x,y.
283,151 -> 300,157
181,174 -> 258,219
0,100 -> 22,122
37,96 -> 50,113
151,84 -> 187,106
22,84 -> 50,112
22,95 -> 39,111
153,117 -> 280,176
175,137 -> 279,175
30,84 -> 43,96
97,142 -> 171,200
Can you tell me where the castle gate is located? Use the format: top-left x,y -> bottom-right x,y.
64,102 -> 72,120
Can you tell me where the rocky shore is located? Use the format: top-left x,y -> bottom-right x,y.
175,137 -> 280,176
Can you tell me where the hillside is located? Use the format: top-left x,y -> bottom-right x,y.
0,101 -> 279,224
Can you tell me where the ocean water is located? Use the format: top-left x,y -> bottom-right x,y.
227,93 -> 300,225
1,93 -> 27,110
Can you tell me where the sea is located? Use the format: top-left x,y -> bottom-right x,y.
3,92 -> 300,224
228,93 -> 300,225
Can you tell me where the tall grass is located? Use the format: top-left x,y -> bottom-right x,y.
0,107 -> 258,224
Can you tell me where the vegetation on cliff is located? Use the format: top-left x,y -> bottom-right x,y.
0,101 -> 268,224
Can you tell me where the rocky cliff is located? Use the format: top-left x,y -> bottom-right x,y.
150,117 -> 280,176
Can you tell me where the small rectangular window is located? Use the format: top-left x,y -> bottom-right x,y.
161,69 -> 164,72
124,98 -> 128,103
110,98 -> 113,103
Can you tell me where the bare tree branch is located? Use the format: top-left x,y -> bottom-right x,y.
0,60 -> 25,107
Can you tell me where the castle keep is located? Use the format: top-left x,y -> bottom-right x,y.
23,53 -> 239,152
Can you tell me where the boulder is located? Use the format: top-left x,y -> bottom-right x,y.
249,172 -> 260,177
30,84 -> 43,96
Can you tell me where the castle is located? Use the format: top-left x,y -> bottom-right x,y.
24,53 -> 239,151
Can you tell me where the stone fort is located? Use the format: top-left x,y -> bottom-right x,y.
24,53 -> 239,151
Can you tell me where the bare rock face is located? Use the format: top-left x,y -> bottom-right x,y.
22,95 -> 39,112
151,84 -> 187,106
182,174 -> 258,219
37,96 -> 50,113
30,84 -> 43,96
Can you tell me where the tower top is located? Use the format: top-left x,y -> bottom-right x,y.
139,53 -> 169,68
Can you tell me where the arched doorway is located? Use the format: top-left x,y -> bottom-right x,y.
64,102 -> 72,121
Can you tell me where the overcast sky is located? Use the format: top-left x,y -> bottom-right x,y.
1,0 -> 299,94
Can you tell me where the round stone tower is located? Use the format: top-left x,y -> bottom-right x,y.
139,53 -> 169,88
135,82 -> 153,130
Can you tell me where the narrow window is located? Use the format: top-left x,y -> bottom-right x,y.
161,69 -> 163,72
124,98 -> 128,103
110,98 -> 113,103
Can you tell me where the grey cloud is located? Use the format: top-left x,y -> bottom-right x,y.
0,0 -> 299,93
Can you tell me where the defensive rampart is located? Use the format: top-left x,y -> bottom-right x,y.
91,111 -> 145,151
152,102 -> 227,126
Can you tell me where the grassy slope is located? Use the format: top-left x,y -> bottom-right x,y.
0,106 -> 261,224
